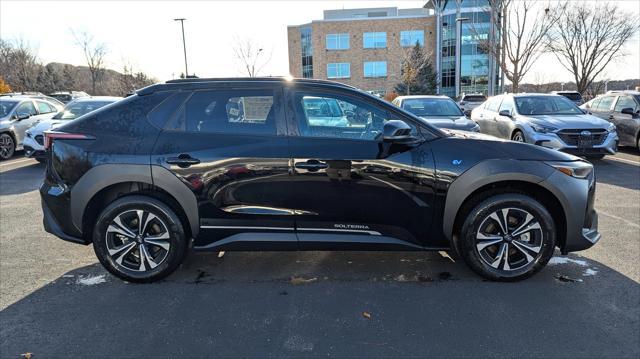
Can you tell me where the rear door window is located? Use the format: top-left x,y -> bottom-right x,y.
595,96 -> 614,112
170,89 -> 278,135
36,101 -> 57,114
485,96 -> 502,112
15,101 -> 37,116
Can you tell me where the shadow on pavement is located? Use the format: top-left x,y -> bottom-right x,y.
593,159 -> 640,191
0,162 -> 45,196
1,250 -> 638,358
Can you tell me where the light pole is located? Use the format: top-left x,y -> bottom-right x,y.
174,18 -> 189,78
454,17 -> 469,97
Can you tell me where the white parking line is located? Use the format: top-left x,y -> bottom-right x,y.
0,157 -> 34,167
606,157 -> 640,166
598,210 -> 640,229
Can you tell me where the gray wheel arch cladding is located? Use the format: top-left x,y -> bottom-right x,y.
442,159 -> 559,241
70,164 -> 199,238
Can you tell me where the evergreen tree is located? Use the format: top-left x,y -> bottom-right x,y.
395,43 -> 438,95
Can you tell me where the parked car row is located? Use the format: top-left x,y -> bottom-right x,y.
0,94 -> 121,160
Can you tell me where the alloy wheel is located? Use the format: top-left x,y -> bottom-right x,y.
0,134 -> 15,160
105,209 -> 171,272
475,207 -> 543,271
512,132 -> 524,142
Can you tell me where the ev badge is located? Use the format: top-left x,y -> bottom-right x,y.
452,159 -> 463,165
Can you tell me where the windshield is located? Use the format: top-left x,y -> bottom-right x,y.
402,98 -> 463,117
52,100 -> 114,120
515,96 -> 583,115
0,100 -> 19,117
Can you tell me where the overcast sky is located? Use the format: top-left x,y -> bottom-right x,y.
1,0 -> 639,84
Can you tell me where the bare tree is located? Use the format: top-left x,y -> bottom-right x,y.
478,0 -> 562,93
232,36 -> 272,77
0,38 -> 40,92
71,29 -> 108,94
548,3 -> 638,95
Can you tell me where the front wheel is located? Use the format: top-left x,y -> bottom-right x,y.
93,195 -> 188,283
511,130 -> 525,142
0,133 -> 15,160
457,193 -> 556,281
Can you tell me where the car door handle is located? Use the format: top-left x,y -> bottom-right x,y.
295,160 -> 328,171
166,154 -> 201,168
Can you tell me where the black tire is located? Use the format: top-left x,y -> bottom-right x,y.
0,133 -> 15,160
457,193 -> 556,282
93,195 -> 188,283
511,130 -> 525,142
586,154 -> 605,160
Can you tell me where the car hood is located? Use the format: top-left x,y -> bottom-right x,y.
28,119 -> 69,134
419,116 -> 477,129
526,114 -> 609,129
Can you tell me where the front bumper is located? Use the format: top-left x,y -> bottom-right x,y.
23,135 -> 46,158
525,129 -> 618,156
541,169 -> 601,253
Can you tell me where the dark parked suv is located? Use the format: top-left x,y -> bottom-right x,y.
41,78 -> 601,282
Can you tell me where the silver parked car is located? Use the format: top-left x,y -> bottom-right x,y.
0,96 -> 63,160
393,95 -> 480,132
471,93 -> 618,159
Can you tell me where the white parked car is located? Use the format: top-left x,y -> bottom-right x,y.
23,96 -> 122,161
457,93 -> 487,116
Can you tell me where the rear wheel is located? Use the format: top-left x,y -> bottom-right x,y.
93,196 -> 188,283
0,133 -> 15,160
511,130 -> 525,142
457,193 -> 556,281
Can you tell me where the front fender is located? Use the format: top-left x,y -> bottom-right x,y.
442,159 -> 555,240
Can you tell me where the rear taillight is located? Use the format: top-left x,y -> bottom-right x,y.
43,131 -> 94,150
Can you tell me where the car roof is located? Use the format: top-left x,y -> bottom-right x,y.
605,90 -> 640,96
551,91 -> 581,94
507,93 -> 560,98
137,77 -> 357,95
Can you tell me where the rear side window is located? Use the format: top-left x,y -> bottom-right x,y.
36,101 -> 57,114
559,92 -> 582,101
485,96 -> 502,112
463,95 -> 486,102
171,89 -> 277,135
595,96 -> 614,111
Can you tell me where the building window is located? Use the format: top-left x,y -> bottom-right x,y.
326,33 -> 349,50
363,32 -> 387,48
300,27 -> 313,78
363,61 -> 387,78
327,63 -> 350,78
400,30 -> 425,47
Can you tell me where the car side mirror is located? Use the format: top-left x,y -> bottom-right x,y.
13,112 -> 30,121
621,107 -> 639,117
464,109 -> 472,118
498,110 -> 512,118
382,120 -> 415,143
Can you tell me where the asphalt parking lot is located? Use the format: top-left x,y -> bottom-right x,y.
0,149 -> 638,358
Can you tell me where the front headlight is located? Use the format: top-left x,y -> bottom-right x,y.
607,123 -> 616,133
530,123 -> 558,133
545,161 -> 593,179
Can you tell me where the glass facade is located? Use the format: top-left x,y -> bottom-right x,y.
300,27 -> 313,78
363,32 -> 387,49
327,63 -> 350,78
438,0 -> 499,97
400,30 -> 425,47
326,33 -> 350,50
364,61 -> 387,78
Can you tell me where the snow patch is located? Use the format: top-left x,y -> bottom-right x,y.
548,256 -> 589,267
77,274 -> 106,286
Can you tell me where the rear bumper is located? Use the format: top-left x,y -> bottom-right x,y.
41,181 -> 89,245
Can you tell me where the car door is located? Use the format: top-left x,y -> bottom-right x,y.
592,95 -> 615,121
611,95 -> 640,146
283,86 -> 437,249
496,96 -> 515,139
151,84 -> 296,249
11,100 -> 39,146
481,96 -> 502,137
